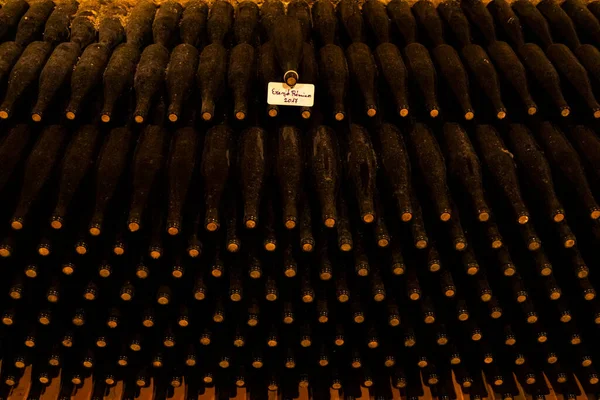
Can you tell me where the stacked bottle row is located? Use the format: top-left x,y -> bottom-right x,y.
0,109 -> 600,399
5,0 -> 600,125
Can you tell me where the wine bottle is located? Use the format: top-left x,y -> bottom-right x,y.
546,43 -> 600,118
66,43 -> 112,120
563,0 -> 600,46
89,127 -> 133,235
518,43 -> 570,116
228,43 -> 254,120
412,0 -> 445,46
277,126 -> 303,229
387,0 -> 417,45
100,44 -> 140,123
133,43 -> 170,124
42,0 -> 78,45
347,124 -> 377,223
288,0 -> 311,43
570,125 -> 600,183
260,0 -> 284,41
0,0 -> 29,41
461,44 -> 506,119
258,42 -> 279,117
431,44 -> 474,120
506,124 -> 565,223
207,0 -> 233,45
437,1 -> 472,47
70,10 -> 97,50
0,42 -> 22,86
239,127 -> 266,229
363,0 -> 390,44
374,43 -> 409,117
31,42 -> 80,122
404,43 -> 439,117
346,43 -> 378,117
443,123 -> 491,222
152,1 -> 183,48
99,16 -> 124,50
299,194 -> 315,251
0,125 -> 32,194
197,43 -> 227,121
537,122 -> 600,219
488,0 -> 525,47
319,44 -> 349,120
234,1 -> 258,45
166,127 -> 197,235
125,1 -> 157,48
14,0 -> 54,48
180,0 -> 207,47
166,44 -> 198,123
273,16 -> 303,86
50,125 -> 101,229
310,125 -> 340,228
537,0 -> 580,49
127,125 -> 167,232
312,0 -> 337,47
201,125 -> 233,232
462,0 -> 497,44
473,124 -> 530,224
299,42 -> 317,119
408,123 -> 452,222
377,123 -> 412,222
338,0 -> 364,43
0,41 -> 52,120
411,190 -> 429,248
10,125 -> 67,230
574,44 -> 600,88
512,0 -> 554,48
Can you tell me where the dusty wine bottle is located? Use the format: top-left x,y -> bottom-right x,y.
42,0 -> 78,46
166,128 -> 197,235
338,0 -> 364,43
125,1 -> 157,48
347,124 -> 378,223
0,0 -> 29,42
363,0 -> 391,44
346,43 -> 378,117
201,125 -> 233,232
197,43 -> 227,121
127,126 -> 167,232
437,1 -> 472,47
207,0 -> 233,45
277,126 -> 303,229
166,43 -> 199,122
512,0 -> 554,48
310,126 -> 340,228
239,127 -> 266,229
234,1 -> 258,45
228,43 -> 254,120
313,0 -> 337,47
133,43 -> 170,124
408,123 -> 452,222
319,44 -> 349,121
387,0 -> 417,45
152,1 -> 183,48
488,0 -> 525,47
14,0 -> 54,48
273,15 -> 303,86
462,0 -> 497,44
412,0 -> 445,46
180,0 -> 207,47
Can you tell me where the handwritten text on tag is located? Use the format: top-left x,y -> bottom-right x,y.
267,82 -> 315,107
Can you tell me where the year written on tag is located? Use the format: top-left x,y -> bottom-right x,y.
267,82 -> 315,107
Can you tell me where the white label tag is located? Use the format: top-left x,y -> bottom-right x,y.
267,82 -> 315,107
